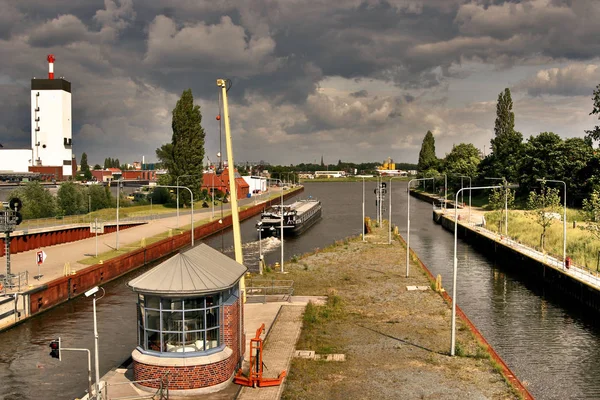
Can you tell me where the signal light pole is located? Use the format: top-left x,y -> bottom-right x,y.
49,337 -> 93,399
2,197 -> 23,288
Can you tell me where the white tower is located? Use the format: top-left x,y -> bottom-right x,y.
30,54 -> 73,177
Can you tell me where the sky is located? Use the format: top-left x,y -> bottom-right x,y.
1,0 -> 600,167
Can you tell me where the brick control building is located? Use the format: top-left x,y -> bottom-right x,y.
127,244 -> 247,395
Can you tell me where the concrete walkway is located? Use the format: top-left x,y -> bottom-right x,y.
1,188 -> 289,292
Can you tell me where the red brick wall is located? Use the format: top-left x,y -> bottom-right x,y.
133,357 -> 234,390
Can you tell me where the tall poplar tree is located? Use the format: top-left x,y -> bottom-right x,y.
156,89 -> 205,205
418,130 -> 438,172
479,88 -> 523,183
80,152 -> 92,180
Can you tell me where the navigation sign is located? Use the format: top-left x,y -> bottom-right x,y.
36,250 -> 47,266
34,250 -> 47,280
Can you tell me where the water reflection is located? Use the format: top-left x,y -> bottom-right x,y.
2,182 -> 600,399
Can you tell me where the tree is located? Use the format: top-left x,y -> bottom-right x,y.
442,143 -> 480,177
418,130 -> 437,171
481,88 -> 524,183
57,182 -> 86,216
488,179 -> 515,234
581,188 -> 600,239
155,143 -> 174,172
558,138 -> 593,206
585,84 -> 600,143
527,181 -> 561,250
89,185 -> 111,211
156,89 -> 205,205
518,132 -> 563,195
80,152 -> 92,180
93,164 -> 102,170
8,182 -> 56,219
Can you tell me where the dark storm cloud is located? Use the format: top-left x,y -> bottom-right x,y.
1,0 -> 599,165
350,90 -> 369,98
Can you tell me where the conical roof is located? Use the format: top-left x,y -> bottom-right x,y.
128,243 -> 247,295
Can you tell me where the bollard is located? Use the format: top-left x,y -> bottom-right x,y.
435,274 -> 443,292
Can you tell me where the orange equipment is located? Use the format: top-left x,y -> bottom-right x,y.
234,323 -> 286,388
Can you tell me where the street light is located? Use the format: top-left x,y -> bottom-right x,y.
388,176 -> 404,244
116,178 -> 121,250
256,221 -> 275,275
406,177 -> 434,277
440,173 -> 447,210
362,177 -> 365,242
280,185 -> 284,273
85,285 -> 105,399
147,184 -> 194,246
176,174 -> 201,228
537,178 -> 567,268
456,175 -> 472,224
485,177 -> 509,236
451,185 -> 501,356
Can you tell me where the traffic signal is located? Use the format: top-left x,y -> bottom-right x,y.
8,198 -> 22,212
49,338 -> 61,360
13,212 -> 22,225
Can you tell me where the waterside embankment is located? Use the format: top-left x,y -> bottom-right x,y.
0,187 -> 303,332
411,189 -> 600,312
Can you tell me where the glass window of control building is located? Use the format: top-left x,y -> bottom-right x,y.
137,293 -> 223,354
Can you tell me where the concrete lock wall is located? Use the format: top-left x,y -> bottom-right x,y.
432,209 -> 600,312
0,223 -> 143,257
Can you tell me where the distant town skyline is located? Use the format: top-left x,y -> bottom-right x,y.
1,1 -> 599,166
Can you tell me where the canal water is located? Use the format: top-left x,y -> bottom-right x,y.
1,181 -> 599,399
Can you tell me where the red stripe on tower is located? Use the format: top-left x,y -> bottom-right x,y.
47,54 -> 55,79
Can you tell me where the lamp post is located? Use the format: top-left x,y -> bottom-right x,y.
406,177 -> 434,277
537,178 -> 567,268
451,185 -> 501,356
257,221 -> 264,275
485,177 -> 508,236
456,175 -> 472,224
441,173 -> 447,210
147,185 -> 194,246
116,179 -> 121,250
388,176 -> 403,244
362,177 -> 365,242
280,185 -> 284,273
176,174 -> 201,228
85,286 -> 105,399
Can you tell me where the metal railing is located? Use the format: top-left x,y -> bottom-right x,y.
451,212 -> 600,290
245,279 -> 294,303
102,371 -> 169,400
2,271 -> 28,291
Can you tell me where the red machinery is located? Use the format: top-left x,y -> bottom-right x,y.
234,323 -> 286,387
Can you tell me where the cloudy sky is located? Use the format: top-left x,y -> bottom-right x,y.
1,0 -> 600,167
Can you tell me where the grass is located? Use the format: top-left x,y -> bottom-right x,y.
484,210 -> 600,271
297,294 -> 345,354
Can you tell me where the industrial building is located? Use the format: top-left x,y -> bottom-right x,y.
0,55 -> 74,180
